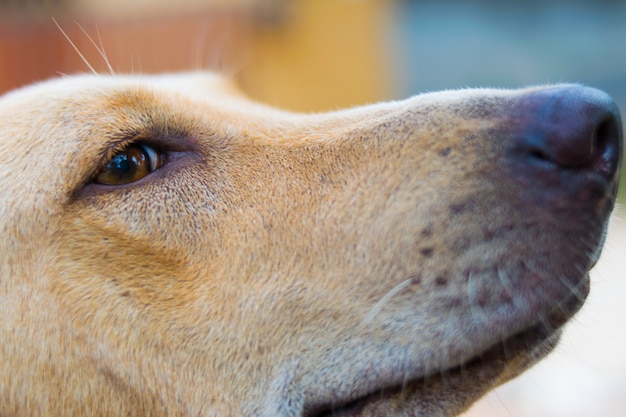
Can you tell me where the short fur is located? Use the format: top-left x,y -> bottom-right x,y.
0,73 -> 621,416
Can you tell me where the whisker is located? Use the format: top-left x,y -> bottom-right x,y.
359,277 -> 414,326
556,274 -> 587,304
52,17 -> 98,76
496,266 -> 524,311
193,22 -> 212,71
76,22 -> 116,75
439,306 -> 459,382
135,55 -> 143,74
536,311 -> 553,334
400,370 -> 410,400
466,269 -> 483,320
207,32 -> 228,72
493,390 -> 515,417
96,25 -> 115,75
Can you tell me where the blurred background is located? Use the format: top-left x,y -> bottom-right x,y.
1,0 -> 625,415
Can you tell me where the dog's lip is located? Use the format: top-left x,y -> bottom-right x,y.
302,330 -> 552,417
303,275 -> 589,417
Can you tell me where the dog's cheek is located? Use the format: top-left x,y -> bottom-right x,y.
52,184 -> 219,308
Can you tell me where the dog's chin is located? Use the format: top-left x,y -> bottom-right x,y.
303,275 -> 589,417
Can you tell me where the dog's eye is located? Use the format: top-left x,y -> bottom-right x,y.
95,144 -> 164,185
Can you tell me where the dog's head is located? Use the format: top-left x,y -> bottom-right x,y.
0,73 -> 621,416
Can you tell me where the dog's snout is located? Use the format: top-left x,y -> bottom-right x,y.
508,85 -> 622,185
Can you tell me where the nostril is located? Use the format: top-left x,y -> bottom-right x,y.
527,148 -> 551,164
591,116 -> 620,177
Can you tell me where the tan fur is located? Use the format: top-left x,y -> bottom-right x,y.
0,73 -> 621,417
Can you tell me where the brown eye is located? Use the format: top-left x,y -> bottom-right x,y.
95,144 -> 164,185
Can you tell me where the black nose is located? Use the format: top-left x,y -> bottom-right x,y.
508,85 -> 622,186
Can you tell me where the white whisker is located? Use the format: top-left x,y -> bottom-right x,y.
496,266 -> 523,311
360,277 -> 414,326
557,274 -> 586,304
76,22 -> 115,75
193,23 -> 212,71
467,269 -> 482,320
52,17 -> 98,76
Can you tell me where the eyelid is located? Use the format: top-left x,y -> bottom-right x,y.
96,126 -> 199,170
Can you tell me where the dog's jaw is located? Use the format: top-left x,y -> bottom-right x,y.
296,277 -> 587,417
248,265 -> 589,417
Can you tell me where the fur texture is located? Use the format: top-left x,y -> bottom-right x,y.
0,73 -> 622,416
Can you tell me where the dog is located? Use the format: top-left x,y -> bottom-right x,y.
0,72 -> 622,417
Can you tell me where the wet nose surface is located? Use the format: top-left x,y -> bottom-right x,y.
509,85 -> 622,185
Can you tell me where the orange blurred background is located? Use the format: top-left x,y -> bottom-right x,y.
0,0 -> 392,112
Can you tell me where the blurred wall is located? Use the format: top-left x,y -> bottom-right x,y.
0,0 -> 392,112
236,0 -> 392,112
0,12 -> 248,93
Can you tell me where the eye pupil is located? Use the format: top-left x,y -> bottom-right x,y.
107,151 -> 144,176
95,144 -> 162,185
